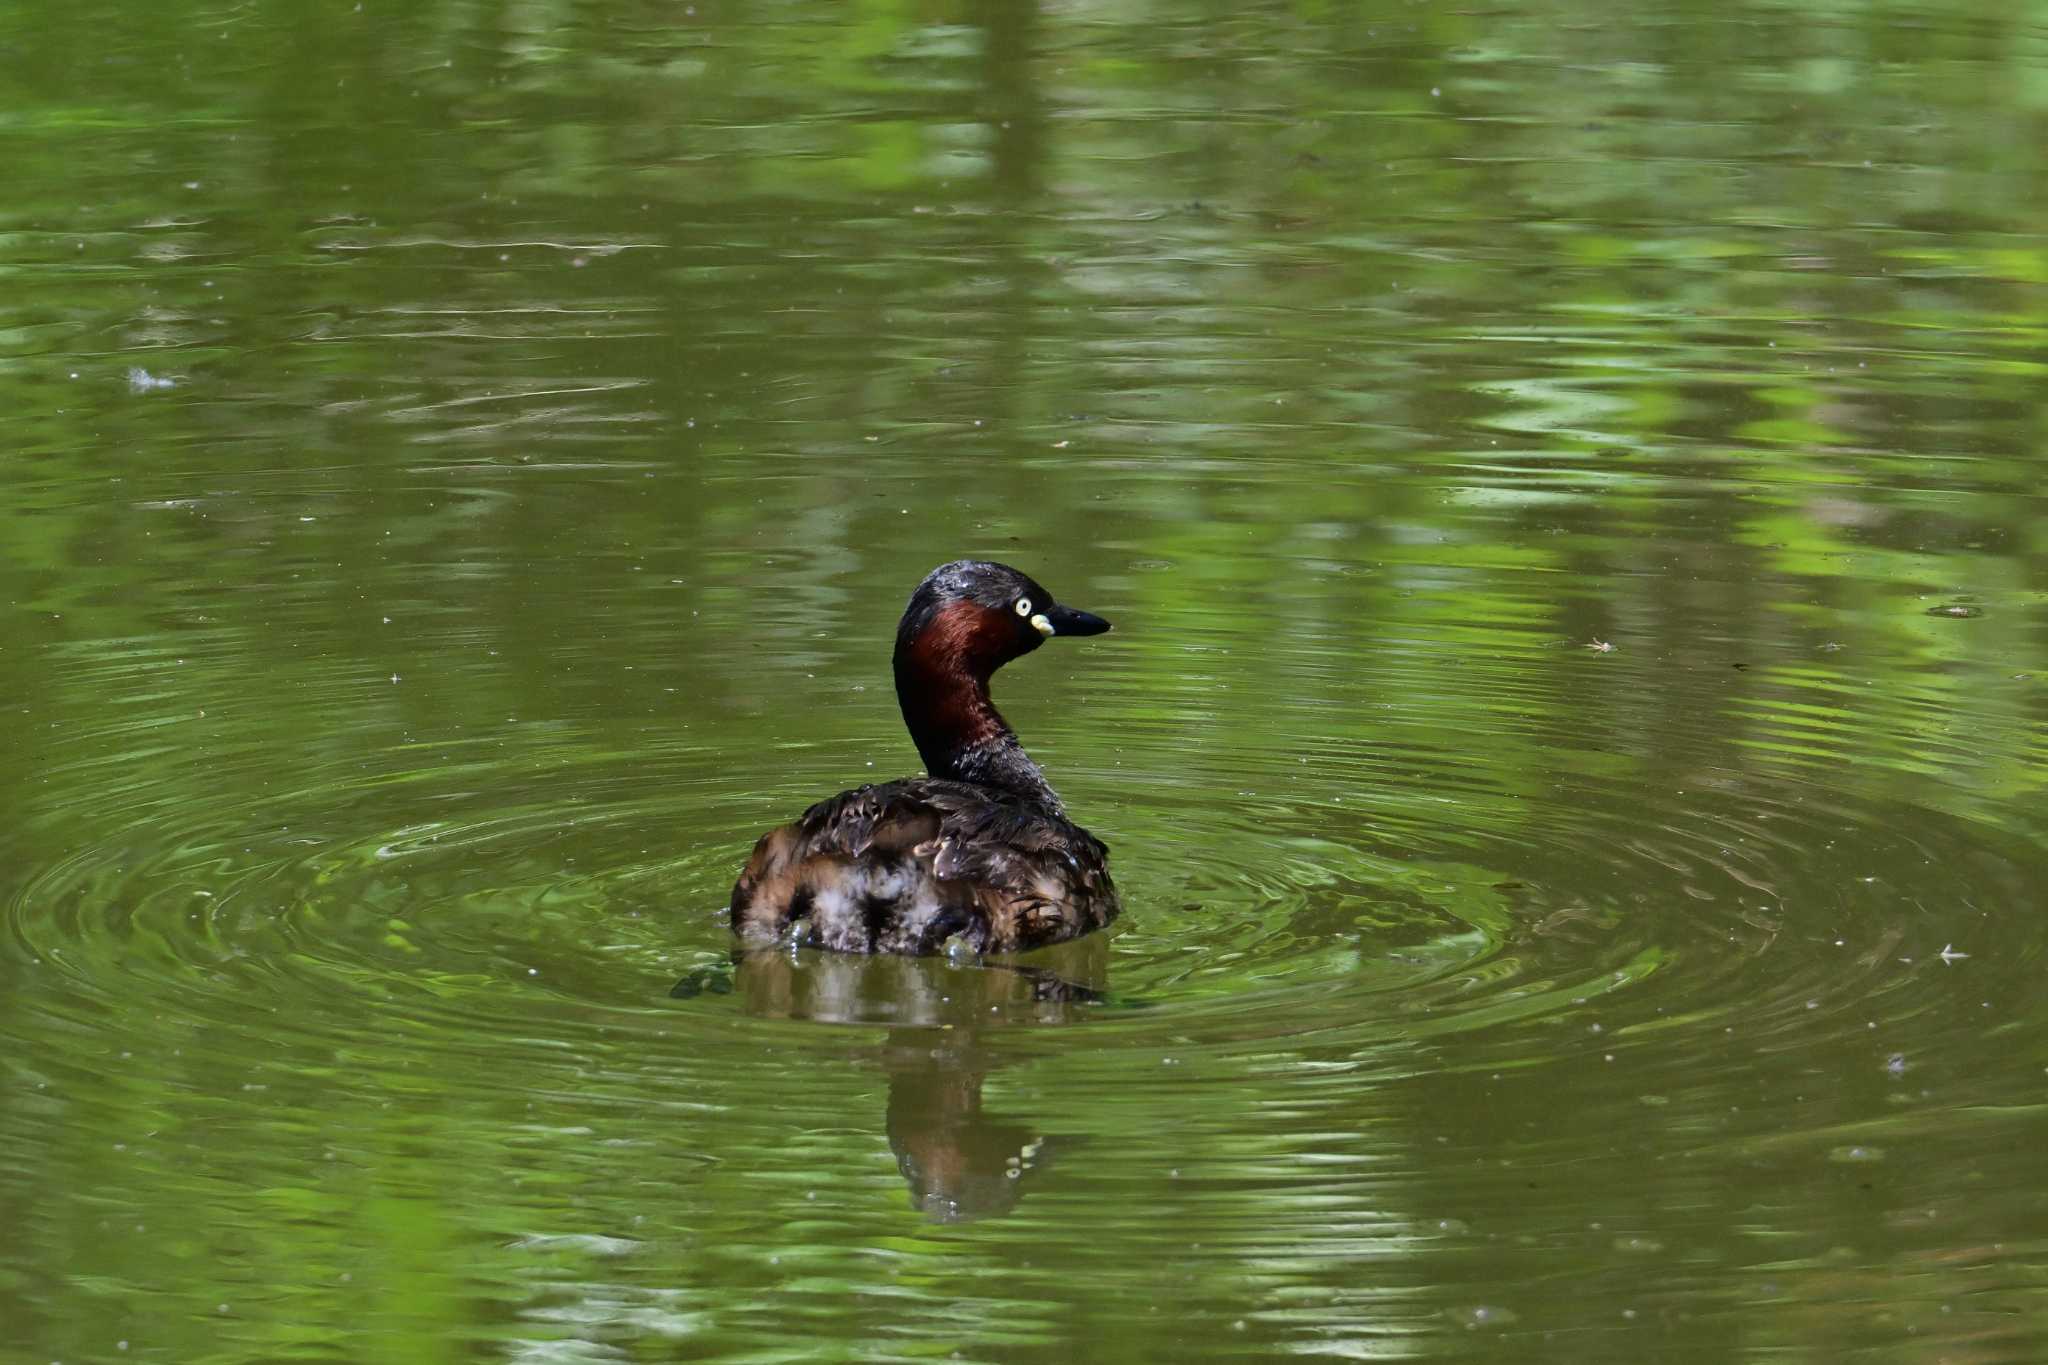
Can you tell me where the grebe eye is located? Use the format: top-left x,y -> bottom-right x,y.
1015,597 -> 1032,616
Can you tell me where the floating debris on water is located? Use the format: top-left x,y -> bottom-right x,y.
1452,1305 -> 1517,1330
1926,603 -> 1981,618
127,367 -> 176,393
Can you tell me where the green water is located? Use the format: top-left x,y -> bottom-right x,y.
6,0 -> 2048,1359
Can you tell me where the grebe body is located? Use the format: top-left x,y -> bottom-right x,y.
729,560 -> 1118,955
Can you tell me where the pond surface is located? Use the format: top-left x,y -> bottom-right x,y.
5,0 -> 2048,1359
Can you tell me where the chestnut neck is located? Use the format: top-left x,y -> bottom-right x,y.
892,602 -> 1063,813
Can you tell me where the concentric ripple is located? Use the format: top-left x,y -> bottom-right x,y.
10,619 -> 2038,1079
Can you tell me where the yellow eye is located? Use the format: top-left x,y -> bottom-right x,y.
1015,597 -> 1033,616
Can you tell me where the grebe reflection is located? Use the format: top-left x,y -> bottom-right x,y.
675,936 -> 1108,1222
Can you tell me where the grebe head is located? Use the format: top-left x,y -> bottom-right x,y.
895,560 -> 1109,672
891,560 -> 1109,792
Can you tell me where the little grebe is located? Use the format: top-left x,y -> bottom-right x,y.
730,560 -> 1120,955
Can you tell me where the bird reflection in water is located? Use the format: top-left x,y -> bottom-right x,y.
674,936 -> 1109,1222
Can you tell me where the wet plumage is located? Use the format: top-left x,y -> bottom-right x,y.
730,561 -> 1119,955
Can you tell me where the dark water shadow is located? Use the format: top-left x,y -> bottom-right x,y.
674,938 -> 1112,1221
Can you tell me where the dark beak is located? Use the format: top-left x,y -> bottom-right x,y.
1045,604 -> 1110,637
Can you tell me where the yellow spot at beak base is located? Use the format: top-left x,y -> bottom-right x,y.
1030,613 -> 1054,636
